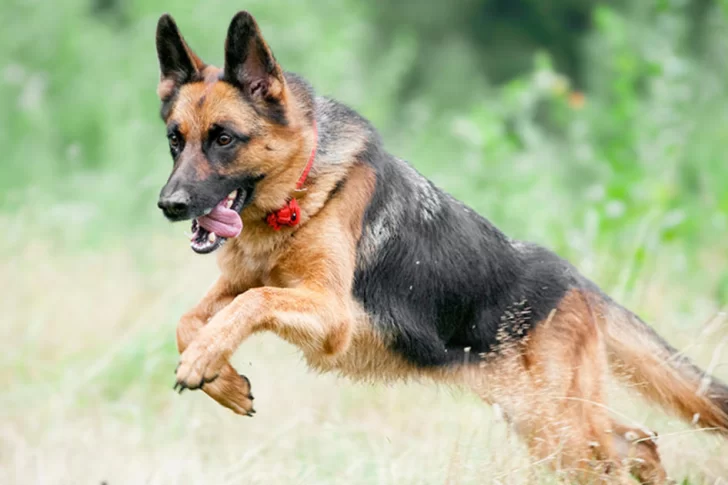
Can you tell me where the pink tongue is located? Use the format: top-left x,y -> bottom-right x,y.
196,201 -> 243,239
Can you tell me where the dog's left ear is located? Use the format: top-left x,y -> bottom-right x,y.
155,14 -> 205,100
223,11 -> 285,104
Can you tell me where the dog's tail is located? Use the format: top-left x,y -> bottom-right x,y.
603,300 -> 728,433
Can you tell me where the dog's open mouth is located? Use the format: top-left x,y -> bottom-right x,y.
190,189 -> 246,254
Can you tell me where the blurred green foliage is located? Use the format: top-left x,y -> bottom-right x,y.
0,0 -> 726,302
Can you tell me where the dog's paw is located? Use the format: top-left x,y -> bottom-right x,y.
174,342 -> 225,392
203,369 -> 256,416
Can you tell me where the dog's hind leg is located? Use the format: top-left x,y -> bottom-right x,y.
610,422 -> 668,484
471,290 -> 629,483
175,276 -> 256,415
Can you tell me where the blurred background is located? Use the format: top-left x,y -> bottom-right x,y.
2,0 -> 727,483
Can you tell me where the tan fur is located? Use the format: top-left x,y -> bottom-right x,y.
156,78 -> 177,101
602,302 -> 728,433
166,79 -> 308,188
462,290 -> 669,483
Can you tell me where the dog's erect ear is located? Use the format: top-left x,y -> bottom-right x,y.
223,11 -> 285,104
155,14 -> 205,100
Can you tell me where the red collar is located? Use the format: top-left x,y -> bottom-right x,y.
266,119 -> 318,230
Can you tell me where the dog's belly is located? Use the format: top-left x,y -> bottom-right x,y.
302,317 -> 420,382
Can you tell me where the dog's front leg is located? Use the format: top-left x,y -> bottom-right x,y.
176,277 -> 237,352
175,286 -> 352,402
175,276 -> 257,415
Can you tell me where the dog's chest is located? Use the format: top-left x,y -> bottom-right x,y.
217,243 -> 274,287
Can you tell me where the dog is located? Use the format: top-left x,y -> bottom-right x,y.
154,11 -> 728,483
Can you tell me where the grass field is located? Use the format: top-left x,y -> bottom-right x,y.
3,0 -> 728,483
2,225 -> 727,484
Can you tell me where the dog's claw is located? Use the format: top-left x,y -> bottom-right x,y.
173,381 -> 188,393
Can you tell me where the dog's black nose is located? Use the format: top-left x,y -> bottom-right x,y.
158,189 -> 191,219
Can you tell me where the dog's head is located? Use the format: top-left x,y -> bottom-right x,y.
155,12 -> 309,253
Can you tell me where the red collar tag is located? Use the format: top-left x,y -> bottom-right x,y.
266,120 -> 317,231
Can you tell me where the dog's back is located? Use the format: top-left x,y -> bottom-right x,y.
306,93 -> 576,367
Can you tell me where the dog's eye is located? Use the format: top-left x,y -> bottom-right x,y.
217,133 -> 233,146
168,134 -> 180,148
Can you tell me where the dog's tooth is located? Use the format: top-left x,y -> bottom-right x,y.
226,199 -> 233,209
203,207 -> 213,215
208,232 -> 216,243
228,190 -> 238,200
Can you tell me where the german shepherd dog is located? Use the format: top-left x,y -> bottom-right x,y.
155,11 -> 728,483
